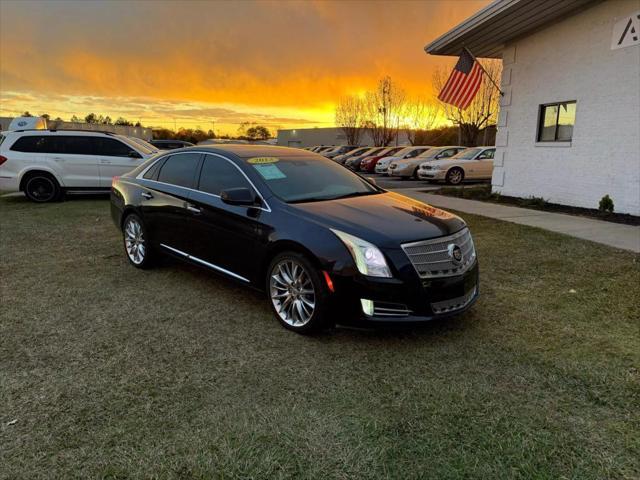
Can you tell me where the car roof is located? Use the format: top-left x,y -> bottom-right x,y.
186,144 -> 314,159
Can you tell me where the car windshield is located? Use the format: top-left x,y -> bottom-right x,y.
247,155 -> 380,203
452,148 -> 482,160
417,148 -> 445,160
117,135 -> 156,154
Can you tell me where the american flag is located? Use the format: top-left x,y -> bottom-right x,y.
437,49 -> 484,110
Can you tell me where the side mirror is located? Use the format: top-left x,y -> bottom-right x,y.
221,187 -> 257,206
128,150 -> 142,159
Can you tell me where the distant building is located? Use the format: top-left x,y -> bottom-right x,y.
0,116 -> 152,140
277,127 -> 411,148
426,0 -> 640,215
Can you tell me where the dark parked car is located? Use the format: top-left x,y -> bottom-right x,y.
111,146 -> 478,333
149,139 -> 195,150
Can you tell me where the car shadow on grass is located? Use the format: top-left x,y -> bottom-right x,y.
156,254 -> 475,343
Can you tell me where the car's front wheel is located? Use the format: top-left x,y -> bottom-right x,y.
446,167 -> 464,185
266,252 -> 331,334
122,213 -> 155,269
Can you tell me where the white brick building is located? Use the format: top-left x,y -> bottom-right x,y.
427,0 -> 640,215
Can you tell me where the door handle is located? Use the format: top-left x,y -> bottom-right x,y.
141,192 -> 153,199
100,159 -> 112,164
186,204 -> 201,214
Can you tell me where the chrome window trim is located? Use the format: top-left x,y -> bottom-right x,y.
160,243 -> 250,283
136,150 -> 271,212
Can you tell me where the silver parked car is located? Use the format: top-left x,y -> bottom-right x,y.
417,147 -> 495,184
375,146 -> 431,175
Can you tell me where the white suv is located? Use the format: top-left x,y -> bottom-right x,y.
0,130 -> 155,202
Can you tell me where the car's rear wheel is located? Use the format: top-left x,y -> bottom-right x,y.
446,167 -> 464,185
267,252 -> 331,334
122,213 -> 155,269
23,173 -> 61,203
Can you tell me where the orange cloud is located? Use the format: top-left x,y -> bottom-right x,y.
0,0 -> 489,131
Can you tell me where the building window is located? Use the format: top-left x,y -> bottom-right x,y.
537,101 -> 576,142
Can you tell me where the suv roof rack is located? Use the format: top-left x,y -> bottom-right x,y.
11,128 -> 117,136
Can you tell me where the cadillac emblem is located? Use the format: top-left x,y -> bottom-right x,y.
448,243 -> 463,265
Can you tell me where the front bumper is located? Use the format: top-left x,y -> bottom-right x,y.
331,260 -> 479,324
389,164 -> 413,177
417,169 -> 446,180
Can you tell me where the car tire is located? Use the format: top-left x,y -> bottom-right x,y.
122,213 -> 155,269
22,172 -> 62,203
412,167 -> 419,180
446,167 -> 464,185
266,251 -> 332,334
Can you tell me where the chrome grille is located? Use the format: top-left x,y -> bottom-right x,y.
431,286 -> 477,314
402,228 -> 476,279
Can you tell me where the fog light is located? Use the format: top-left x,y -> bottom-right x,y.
360,299 -> 374,316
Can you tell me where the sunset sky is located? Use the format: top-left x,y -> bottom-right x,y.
0,0 -> 489,135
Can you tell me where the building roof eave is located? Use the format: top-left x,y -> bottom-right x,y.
425,0 -> 602,58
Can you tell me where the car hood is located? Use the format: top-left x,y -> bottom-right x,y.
288,191 -> 466,248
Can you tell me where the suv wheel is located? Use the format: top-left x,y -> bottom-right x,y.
266,252 -> 332,334
122,213 -> 155,268
446,167 -> 464,185
23,173 -> 61,203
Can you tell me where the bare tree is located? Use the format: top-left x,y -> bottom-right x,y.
433,59 -> 502,146
362,76 -> 406,146
403,99 -> 439,145
335,95 -> 364,145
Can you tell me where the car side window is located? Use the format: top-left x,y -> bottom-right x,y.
10,136 -> 49,153
157,153 -> 201,188
198,155 -> 251,196
440,149 -> 457,158
56,136 -> 94,155
96,138 -> 138,157
478,149 -> 495,160
143,157 -> 168,180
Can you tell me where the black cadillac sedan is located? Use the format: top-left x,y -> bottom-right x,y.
111,145 -> 478,333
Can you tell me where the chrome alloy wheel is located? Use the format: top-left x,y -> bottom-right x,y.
270,259 -> 316,326
124,217 -> 146,265
448,168 -> 463,184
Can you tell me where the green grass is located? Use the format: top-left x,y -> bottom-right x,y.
1,194 -> 639,479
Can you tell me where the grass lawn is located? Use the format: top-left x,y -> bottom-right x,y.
1,194 -> 639,479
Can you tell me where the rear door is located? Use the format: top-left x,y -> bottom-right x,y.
47,136 -> 100,187
96,137 -> 145,187
138,152 -> 203,254
187,153 -> 267,282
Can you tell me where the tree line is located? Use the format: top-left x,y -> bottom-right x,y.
334,59 -> 501,147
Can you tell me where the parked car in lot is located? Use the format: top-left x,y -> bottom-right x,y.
359,146 -> 405,173
374,146 -> 431,175
333,146 -> 375,165
111,145 -> 478,334
322,145 -> 361,159
344,147 -> 385,170
389,146 -> 464,179
149,139 -> 195,150
417,147 -> 495,184
0,129 -> 154,202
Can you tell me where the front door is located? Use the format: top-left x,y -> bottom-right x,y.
186,153 -> 266,282
476,149 -> 495,178
96,137 -> 146,187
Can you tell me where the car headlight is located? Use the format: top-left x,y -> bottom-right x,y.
331,229 -> 392,278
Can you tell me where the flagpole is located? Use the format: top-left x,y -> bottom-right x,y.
463,47 -> 504,97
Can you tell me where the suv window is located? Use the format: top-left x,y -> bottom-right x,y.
157,152 -> 201,188
10,135 -> 49,153
95,138 -> 138,157
55,136 -> 95,155
198,155 -> 251,196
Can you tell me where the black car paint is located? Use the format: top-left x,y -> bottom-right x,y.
111,145 -> 478,323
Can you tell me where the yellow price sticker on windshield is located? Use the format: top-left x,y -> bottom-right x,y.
247,157 -> 279,164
